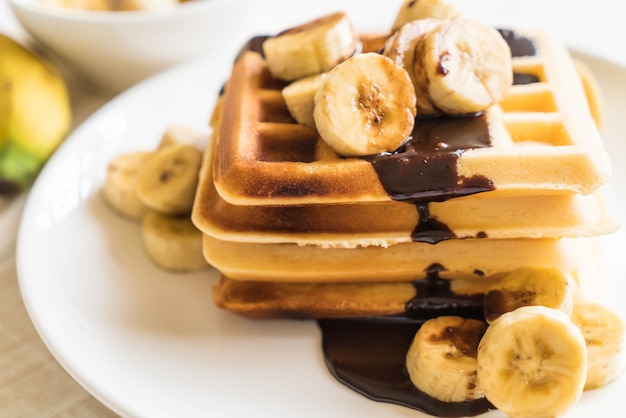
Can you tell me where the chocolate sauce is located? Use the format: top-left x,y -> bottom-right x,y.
318,266 -> 492,417
483,289 -> 510,323
369,115 -> 493,203
406,264 -> 485,319
234,35 -> 269,61
513,73 -> 540,85
319,319 -> 493,417
413,204 -> 456,243
498,29 -> 537,57
438,51 -> 452,75
367,114 -> 495,243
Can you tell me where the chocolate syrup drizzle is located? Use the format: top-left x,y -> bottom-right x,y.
367,114 -> 495,243
319,264 -> 492,417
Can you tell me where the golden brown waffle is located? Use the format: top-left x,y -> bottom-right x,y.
210,30 -> 611,207
203,234 -> 603,283
212,236 -> 604,319
194,140 -> 617,247
213,276 -> 482,319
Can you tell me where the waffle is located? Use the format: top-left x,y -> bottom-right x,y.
194,141 -> 617,247
210,29 -> 611,207
196,26 -> 615,321
211,236 -> 604,319
203,234 -> 602,283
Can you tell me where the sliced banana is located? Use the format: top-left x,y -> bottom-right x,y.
158,125 -> 209,151
483,267 -> 574,324
391,0 -> 460,32
103,151 -> 153,221
571,301 -> 626,390
142,211 -> 208,271
422,17 -> 513,114
383,18 -> 443,115
406,316 -> 487,402
477,306 -> 587,418
136,143 -> 203,215
390,16 -> 512,115
263,12 -> 358,81
282,73 -> 326,128
313,52 -> 416,157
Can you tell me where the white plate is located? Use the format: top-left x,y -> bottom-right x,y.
16,2 -> 626,417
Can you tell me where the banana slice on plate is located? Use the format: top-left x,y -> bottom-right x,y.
263,12 -> 358,81
477,306 -> 587,418
391,0 -> 460,32
483,267 -> 574,324
157,125 -> 209,151
136,143 -> 203,215
142,211 -> 208,272
571,301 -> 626,390
406,316 -> 487,402
103,151 -> 153,221
314,52 -> 417,157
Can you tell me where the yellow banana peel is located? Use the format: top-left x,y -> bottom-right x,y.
0,33 -> 72,198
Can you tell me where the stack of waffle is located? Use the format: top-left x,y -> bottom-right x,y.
191,27 -> 617,319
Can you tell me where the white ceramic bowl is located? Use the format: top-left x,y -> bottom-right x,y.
8,0 -> 249,92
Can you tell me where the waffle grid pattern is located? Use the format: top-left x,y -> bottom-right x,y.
211,30 -> 610,206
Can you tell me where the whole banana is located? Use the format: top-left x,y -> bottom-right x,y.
0,34 -> 71,200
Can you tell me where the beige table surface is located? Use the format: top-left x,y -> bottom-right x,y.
0,258 -> 119,417
1,1 -> 626,417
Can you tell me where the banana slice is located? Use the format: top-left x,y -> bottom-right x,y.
282,73 -> 326,128
571,301 -> 626,390
383,18 -> 443,115
263,12 -> 358,81
142,211 -> 208,271
136,143 -> 203,215
313,52 -> 417,157
158,125 -> 209,151
103,151 -> 153,221
391,0 -> 460,32
406,316 -> 487,402
483,267 -> 574,324
420,17 -> 513,114
477,306 -> 587,418
390,16 -> 512,116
